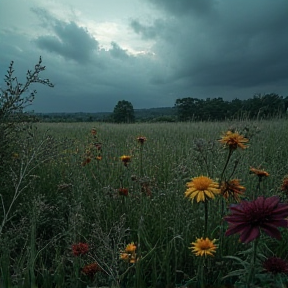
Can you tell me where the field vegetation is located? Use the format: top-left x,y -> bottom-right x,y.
1,119 -> 288,288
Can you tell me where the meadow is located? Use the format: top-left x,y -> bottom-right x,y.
1,119 -> 288,288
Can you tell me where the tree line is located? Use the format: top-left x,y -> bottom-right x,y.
35,93 -> 288,123
175,93 -> 288,121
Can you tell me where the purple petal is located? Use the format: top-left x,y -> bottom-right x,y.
261,223 -> 282,240
225,223 -> 251,236
240,226 -> 260,243
264,196 -> 280,208
267,219 -> 288,228
224,216 -> 246,223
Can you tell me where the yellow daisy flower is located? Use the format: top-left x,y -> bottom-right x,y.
219,131 -> 249,150
189,237 -> 217,257
185,176 -> 220,203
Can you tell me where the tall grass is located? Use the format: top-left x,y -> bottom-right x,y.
1,119 -> 288,288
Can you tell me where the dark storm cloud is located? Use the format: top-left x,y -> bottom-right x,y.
146,0 -> 214,16
141,0 -> 288,93
34,14 -> 98,63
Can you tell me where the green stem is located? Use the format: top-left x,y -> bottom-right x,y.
247,238 -> 259,287
139,145 -> 143,177
198,257 -> 206,288
220,149 -> 234,183
204,201 -> 208,236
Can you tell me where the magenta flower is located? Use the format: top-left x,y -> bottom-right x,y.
224,196 -> 288,243
263,257 -> 288,274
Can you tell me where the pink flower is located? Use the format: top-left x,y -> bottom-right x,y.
224,196 -> 288,243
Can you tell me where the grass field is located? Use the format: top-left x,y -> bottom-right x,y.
1,119 -> 288,288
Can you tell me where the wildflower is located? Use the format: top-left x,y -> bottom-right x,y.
91,128 -> 97,135
96,156 -> 102,161
221,179 -> 246,202
137,136 -> 147,144
82,263 -> 102,279
120,242 -> 137,263
263,257 -> 288,275
141,182 -> 152,197
224,196 -> 288,243
219,131 -> 249,150
118,188 -> 128,196
280,176 -> 288,194
120,155 -> 131,167
185,176 -> 220,203
82,158 -> 91,166
189,237 -> 217,257
72,242 -> 89,256
250,167 -> 269,178
94,143 -> 102,150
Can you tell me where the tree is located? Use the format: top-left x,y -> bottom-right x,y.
0,56 -> 54,166
112,100 -> 135,123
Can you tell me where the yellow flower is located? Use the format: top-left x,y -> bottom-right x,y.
221,179 -> 246,202
189,237 -> 217,257
219,131 -> 249,150
120,155 -> 131,166
125,242 -> 136,253
185,176 -> 220,203
120,242 -> 137,263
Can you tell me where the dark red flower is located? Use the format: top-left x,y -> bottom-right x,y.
82,263 -> 102,279
224,196 -> 288,243
72,242 -> 89,256
263,257 -> 288,274
118,188 -> 128,196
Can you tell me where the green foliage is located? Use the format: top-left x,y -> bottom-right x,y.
112,100 -> 135,123
175,93 -> 288,121
1,119 -> 288,287
0,57 -> 53,167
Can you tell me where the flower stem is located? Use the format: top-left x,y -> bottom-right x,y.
247,238 -> 259,287
139,145 -> 143,177
204,201 -> 208,236
220,149 -> 233,183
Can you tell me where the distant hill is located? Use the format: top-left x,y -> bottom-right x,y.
35,107 -> 177,122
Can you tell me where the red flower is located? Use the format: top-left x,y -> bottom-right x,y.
118,188 -> 128,196
263,257 -> 288,274
82,263 -> 102,279
72,242 -> 89,256
224,196 -> 288,243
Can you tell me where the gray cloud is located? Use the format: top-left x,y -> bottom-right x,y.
130,19 -> 165,39
143,0 -> 288,91
109,42 -> 129,60
0,0 -> 287,113
35,20 -> 99,63
145,0 -> 215,16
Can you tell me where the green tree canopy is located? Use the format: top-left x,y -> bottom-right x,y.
112,100 -> 135,123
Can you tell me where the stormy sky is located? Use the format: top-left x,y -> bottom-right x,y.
0,0 -> 287,113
